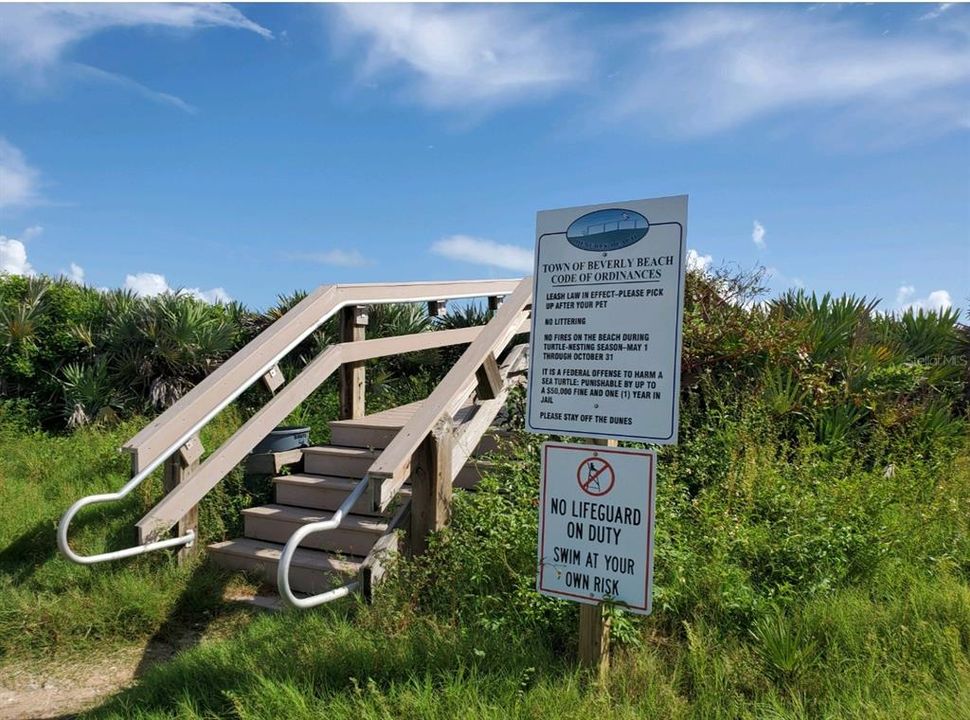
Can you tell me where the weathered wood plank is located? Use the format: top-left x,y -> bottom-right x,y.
339,305 -> 368,420
360,499 -> 410,602
136,325 -> 489,542
124,279 -> 522,473
124,284 -> 338,472
409,418 -> 454,556
163,440 -> 200,564
369,278 -> 533,509
579,604 -> 611,680
579,436 -> 617,679
261,364 -> 285,393
475,351 -> 503,401
450,345 -> 528,473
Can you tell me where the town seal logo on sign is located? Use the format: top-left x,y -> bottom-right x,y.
566,208 -> 649,252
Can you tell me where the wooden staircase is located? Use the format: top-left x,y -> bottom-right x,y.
208,400 -> 500,598
58,278 -> 531,609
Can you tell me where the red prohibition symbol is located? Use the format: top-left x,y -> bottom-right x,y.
577,456 -> 615,496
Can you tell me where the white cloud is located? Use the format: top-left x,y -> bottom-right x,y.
604,6 -> 970,144
920,4 -> 953,21
0,137 -> 41,209
0,4 -> 270,110
193,286 -> 232,304
686,248 -> 713,273
896,284 -> 916,306
896,284 -> 952,312
0,235 -> 35,276
21,225 -> 43,240
66,262 -> 84,284
331,4 -> 588,110
431,235 -> 533,273
291,249 -> 369,267
125,272 -> 169,297
124,272 -> 230,304
752,220 -> 766,249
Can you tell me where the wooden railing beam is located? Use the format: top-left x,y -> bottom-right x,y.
123,279 -> 521,473
368,278 -> 533,510
136,325 -> 487,543
475,352 -> 503,401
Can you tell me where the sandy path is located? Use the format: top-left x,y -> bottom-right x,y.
0,637 -> 183,720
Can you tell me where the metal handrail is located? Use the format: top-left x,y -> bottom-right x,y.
276,299 -> 531,609
58,441 -> 195,564
59,280 -> 518,566
277,475 -> 372,608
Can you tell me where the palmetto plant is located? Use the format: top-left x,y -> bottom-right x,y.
60,360 -> 126,428
368,302 -> 437,380
434,301 -> 495,368
103,292 -> 242,409
892,306 -> 962,360
771,291 -> 880,366
260,291 -> 333,371
761,367 -> 810,417
814,402 -> 866,445
0,279 -> 47,350
750,608 -> 818,683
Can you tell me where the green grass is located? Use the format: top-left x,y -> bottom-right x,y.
0,407 -> 258,662
80,575 -> 969,719
1,396 -> 967,718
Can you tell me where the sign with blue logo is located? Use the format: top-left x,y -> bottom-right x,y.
526,195 -> 687,443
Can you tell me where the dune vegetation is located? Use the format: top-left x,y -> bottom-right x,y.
1,268 -> 967,718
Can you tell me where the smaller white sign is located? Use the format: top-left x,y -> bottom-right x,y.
536,442 -> 656,614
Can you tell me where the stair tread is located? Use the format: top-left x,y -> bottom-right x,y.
208,538 -> 363,570
274,473 -> 360,489
302,445 -> 380,458
329,401 -> 423,430
242,504 -> 388,534
274,473 -> 413,494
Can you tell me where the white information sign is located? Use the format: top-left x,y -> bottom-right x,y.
526,195 -> 687,443
536,442 -> 656,614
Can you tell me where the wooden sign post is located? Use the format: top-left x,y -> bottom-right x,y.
527,196 -> 686,680
579,436 -> 616,679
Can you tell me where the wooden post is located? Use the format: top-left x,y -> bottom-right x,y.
427,300 -> 448,318
339,305 -> 368,420
162,434 -> 202,564
487,295 -> 503,312
579,436 -> 618,681
409,418 -> 454,556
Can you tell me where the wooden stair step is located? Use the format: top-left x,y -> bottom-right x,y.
274,474 -> 411,515
302,445 -> 380,477
328,401 -> 504,453
243,504 -> 387,556
208,538 -> 360,596
329,401 -> 423,448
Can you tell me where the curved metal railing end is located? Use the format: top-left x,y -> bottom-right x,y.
57,473 -> 195,565
277,474 -> 371,609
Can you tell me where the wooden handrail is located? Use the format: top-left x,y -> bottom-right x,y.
367,277 -> 533,510
136,324 -> 489,543
123,279 -> 520,473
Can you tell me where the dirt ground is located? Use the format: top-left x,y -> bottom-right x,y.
0,635 -> 187,720
0,593 -> 267,720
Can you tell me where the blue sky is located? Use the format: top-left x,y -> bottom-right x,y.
0,2 -> 968,312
